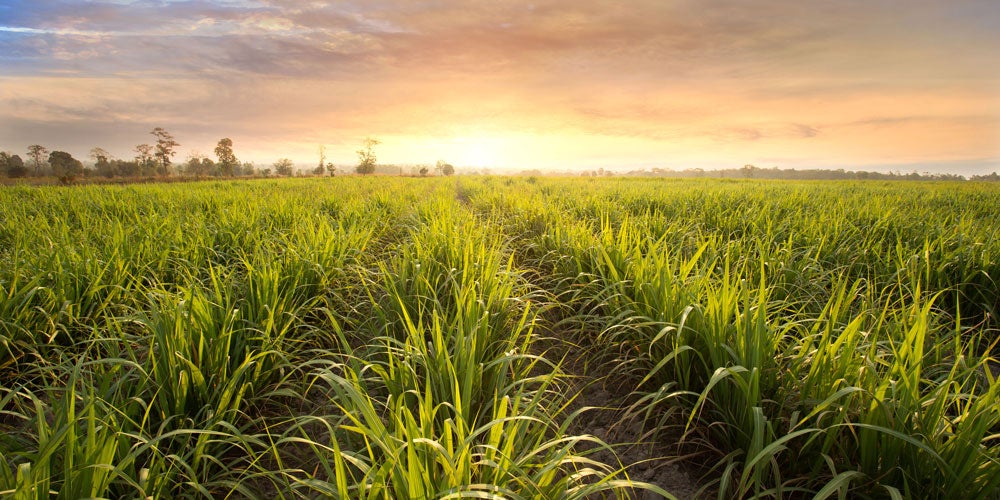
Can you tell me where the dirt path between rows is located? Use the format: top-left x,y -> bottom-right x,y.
461,182 -> 704,498
556,350 -> 703,500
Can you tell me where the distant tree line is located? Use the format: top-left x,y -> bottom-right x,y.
2,128 -> 184,180
2,133 -> 461,182
622,164 -> 992,182
0,145 -> 86,183
0,129 -> 281,181
970,172 -> 1000,182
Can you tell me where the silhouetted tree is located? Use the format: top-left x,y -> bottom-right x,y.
134,144 -> 156,175
151,127 -> 179,175
27,145 -> 48,176
2,152 -> 27,178
90,147 -> 114,177
214,138 -> 238,176
185,153 -> 215,176
200,157 -> 215,175
273,158 -> 294,176
355,137 -> 379,175
436,160 -> 455,176
48,150 -> 83,182
318,145 -> 327,175
240,161 -> 256,176
114,159 -> 140,177
8,154 -> 26,178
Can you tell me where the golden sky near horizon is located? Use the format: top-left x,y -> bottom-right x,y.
1,0 -> 998,173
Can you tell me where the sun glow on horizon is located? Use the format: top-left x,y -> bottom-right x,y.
450,136 -> 509,169
1,0 -> 998,175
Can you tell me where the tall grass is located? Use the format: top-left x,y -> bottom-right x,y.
1,178 -> 671,498
491,177 -> 1000,498
2,176 -> 998,497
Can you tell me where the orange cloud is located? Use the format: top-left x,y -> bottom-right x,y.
1,0 -> 998,174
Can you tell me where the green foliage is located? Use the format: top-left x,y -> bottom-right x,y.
47,151 -> 83,181
1,152 -> 27,178
26,145 -> 48,176
356,137 -> 379,175
151,127 -> 180,175
1,177 -> 997,498
90,148 -> 114,178
436,159 -> 455,176
214,138 -> 238,176
496,177 -> 1000,498
273,158 -> 294,176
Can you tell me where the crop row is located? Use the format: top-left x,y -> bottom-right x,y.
1,177 -> 998,498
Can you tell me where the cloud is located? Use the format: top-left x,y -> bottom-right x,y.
5,0 -> 997,84
0,0 -> 998,173
793,124 -> 819,138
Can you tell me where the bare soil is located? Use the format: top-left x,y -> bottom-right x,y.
564,376 -> 701,499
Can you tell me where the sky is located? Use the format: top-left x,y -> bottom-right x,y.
1,0 -> 999,174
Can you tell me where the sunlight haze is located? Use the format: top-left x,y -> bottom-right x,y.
1,0 -> 998,174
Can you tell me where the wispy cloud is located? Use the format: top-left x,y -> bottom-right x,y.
0,0 -> 998,173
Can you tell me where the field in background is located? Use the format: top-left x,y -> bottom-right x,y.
1,176 -> 998,498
